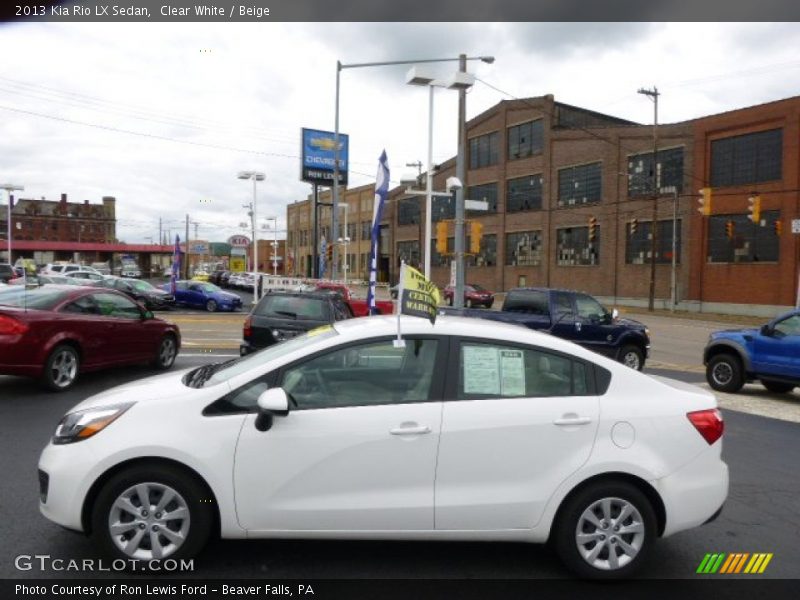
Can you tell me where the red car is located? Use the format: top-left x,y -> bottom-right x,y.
0,285 -> 180,391
443,283 -> 495,308
312,282 -> 395,317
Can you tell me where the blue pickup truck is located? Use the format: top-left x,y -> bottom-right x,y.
704,309 -> 800,394
441,287 -> 651,370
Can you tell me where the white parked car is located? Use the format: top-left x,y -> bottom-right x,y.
62,270 -> 107,285
38,316 -> 728,578
120,264 -> 141,278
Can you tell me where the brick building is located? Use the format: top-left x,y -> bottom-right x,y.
287,93 -> 800,315
689,96 -> 800,313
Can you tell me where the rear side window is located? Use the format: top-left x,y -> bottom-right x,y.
458,342 -> 591,399
255,295 -> 328,320
503,290 -> 549,315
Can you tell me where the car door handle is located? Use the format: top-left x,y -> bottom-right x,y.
389,425 -> 431,435
553,416 -> 592,426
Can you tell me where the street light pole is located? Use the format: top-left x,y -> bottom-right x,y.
334,55 -> 494,284
454,53 -> 467,309
238,171 -> 265,304
638,86 -> 660,312
337,203 -> 349,285
1,183 -> 24,263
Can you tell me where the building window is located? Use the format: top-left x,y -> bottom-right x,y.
466,234 -> 497,267
556,226 -> 599,266
467,183 -> 498,214
710,128 -> 782,187
707,211 -> 780,263
625,219 -> 682,264
469,131 -> 499,169
628,147 -> 684,197
558,162 -> 602,206
506,175 -> 543,213
506,231 -> 543,266
432,194 -> 455,223
361,221 -> 371,240
397,198 -> 420,226
397,240 -> 420,267
507,120 -> 543,160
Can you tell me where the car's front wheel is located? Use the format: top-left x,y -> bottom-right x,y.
619,345 -> 644,371
707,353 -> 744,393
91,464 -> 213,566
761,380 -> 795,394
205,299 -> 217,312
43,344 -> 80,392
554,481 -> 656,579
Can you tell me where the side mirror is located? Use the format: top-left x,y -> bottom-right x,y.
142,310 -> 154,320
760,324 -> 773,337
255,388 -> 290,432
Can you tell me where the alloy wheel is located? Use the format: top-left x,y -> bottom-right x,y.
50,349 -> 78,388
108,482 -> 190,560
623,351 -> 641,370
575,497 -> 645,571
158,337 -> 177,368
711,361 -> 733,386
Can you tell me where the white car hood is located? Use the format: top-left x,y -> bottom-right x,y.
67,368 -> 207,413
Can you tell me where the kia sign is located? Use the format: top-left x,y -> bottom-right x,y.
301,128 -> 349,186
228,234 -> 250,248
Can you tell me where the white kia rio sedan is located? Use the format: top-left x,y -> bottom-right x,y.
38,316 -> 728,578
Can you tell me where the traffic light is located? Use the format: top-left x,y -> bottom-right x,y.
747,194 -> 761,223
469,221 -> 483,254
630,218 -> 638,236
588,216 -> 597,242
436,221 -> 448,254
697,188 -> 712,216
326,244 -> 333,262
775,220 -> 783,236
725,220 -> 735,239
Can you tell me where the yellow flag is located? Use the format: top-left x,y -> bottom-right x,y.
398,263 -> 441,324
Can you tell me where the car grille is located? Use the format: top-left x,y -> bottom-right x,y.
38,469 -> 49,503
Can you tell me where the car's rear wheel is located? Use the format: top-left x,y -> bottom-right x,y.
707,353 -> 744,393
761,380 -> 795,394
43,344 -> 80,392
554,481 -> 656,579
91,464 -> 212,567
153,335 -> 178,370
619,345 -> 644,371
205,299 -> 217,312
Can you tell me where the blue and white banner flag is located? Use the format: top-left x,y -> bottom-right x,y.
366,150 -> 389,315
170,234 -> 181,295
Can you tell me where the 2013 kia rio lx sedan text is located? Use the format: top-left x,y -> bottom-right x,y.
38,316 -> 728,578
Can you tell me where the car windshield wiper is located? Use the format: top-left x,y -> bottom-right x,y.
185,359 -> 236,388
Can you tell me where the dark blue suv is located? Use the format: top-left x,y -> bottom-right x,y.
704,309 -> 800,394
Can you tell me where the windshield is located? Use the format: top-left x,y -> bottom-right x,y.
198,283 -> 221,293
202,326 -> 339,387
130,280 -> 155,292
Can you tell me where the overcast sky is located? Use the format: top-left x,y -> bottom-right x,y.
2,22 -> 800,243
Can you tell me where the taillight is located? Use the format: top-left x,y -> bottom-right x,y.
687,409 -> 724,445
0,315 -> 29,335
243,315 -> 252,338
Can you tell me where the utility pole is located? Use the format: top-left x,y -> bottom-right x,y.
638,86 -> 660,312
158,217 -> 162,247
192,221 -> 199,240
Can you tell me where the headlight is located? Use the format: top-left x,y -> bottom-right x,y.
52,402 -> 134,445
